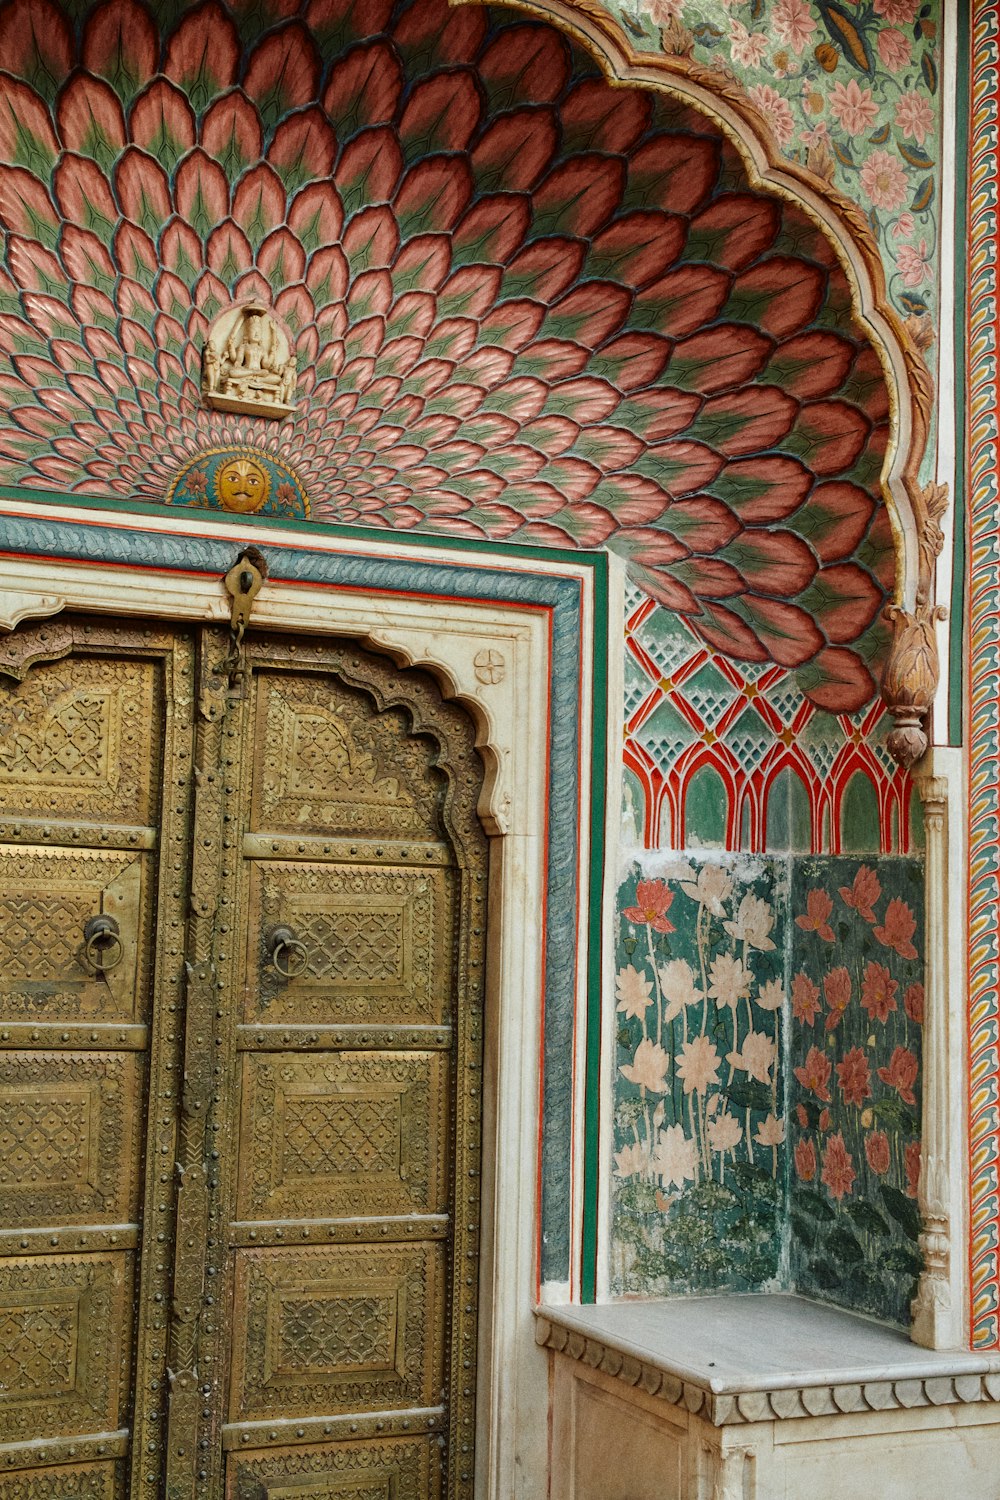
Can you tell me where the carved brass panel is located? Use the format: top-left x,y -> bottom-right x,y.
251,672 -> 444,840
237,1052 -> 448,1222
229,1244 -> 445,1423
0,1052 -> 142,1227
0,656 -> 161,825
225,1437 -> 441,1500
0,1461 -> 121,1500
0,1254 -> 133,1442
245,862 -> 453,1026
0,850 -> 145,1022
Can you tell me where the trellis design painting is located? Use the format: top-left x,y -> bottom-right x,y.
622,581 -> 917,853
0,0 -> 896,710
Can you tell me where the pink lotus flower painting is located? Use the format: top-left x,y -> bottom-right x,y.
0,0 -> 904,712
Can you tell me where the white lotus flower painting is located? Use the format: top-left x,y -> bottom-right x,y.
612,858 -> 786,1294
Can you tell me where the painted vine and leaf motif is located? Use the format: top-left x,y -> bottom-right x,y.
613,856 -> 786,1293
789,855 -> 923,1325
612,854 -> 923,1324
614,0 -> 940,333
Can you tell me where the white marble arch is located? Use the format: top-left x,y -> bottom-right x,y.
0,498 -> 625,1499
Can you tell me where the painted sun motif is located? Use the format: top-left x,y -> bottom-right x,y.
216,456 -> 270,512
166,449 -> 308,518
0,0 -> 894,709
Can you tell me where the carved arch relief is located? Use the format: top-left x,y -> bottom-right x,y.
0,592 -> 68,634
0,548 -> 545,841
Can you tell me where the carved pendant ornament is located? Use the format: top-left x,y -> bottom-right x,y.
881,480 -> 949,769
202,302 -> 297,419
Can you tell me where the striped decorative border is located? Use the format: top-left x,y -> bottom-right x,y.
968,0 -> 1000,1350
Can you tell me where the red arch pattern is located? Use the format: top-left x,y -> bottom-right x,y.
624,590 -> 912,854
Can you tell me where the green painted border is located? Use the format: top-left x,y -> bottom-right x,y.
582,560 -> 609,1304
951,0 -> 970,746
0,489 -> 611,1296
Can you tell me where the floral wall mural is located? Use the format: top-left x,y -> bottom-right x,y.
789,856 -> 924,1325
612,852 -> 924,1323
0,0 -> 900,711
612,855 -> 787,1295
597,0 -> 941,338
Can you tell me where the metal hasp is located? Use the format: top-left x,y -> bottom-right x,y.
223,546 -> 267,648
223,546 -> 268,693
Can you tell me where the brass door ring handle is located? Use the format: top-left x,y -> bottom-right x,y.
83,914 -> 124,974
266,925 -> 308,979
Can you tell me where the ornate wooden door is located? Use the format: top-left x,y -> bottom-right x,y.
0,620 -> 486,1500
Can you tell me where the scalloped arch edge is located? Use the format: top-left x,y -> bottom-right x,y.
468,0 -> 942,763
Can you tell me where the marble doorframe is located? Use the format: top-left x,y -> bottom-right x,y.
0,498 -> 622,1498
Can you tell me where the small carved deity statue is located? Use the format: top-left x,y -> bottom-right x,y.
201,302 -> 297,419
203,339 -> 221,394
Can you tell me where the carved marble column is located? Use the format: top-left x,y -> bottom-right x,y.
910,768 -> 965,1349
711,1443 -> 755,1500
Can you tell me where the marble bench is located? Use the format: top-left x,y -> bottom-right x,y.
537,1294 -> 1000,1499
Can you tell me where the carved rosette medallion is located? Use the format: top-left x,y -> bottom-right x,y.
201,301 -> 297,418
165,447 -> 310,519
473,649 -> 505,685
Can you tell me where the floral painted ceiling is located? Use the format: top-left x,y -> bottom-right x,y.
603,0 -> 940,334
0,0 -> 895,709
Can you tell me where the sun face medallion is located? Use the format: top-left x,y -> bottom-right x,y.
216,456 -> 270,513
165,448 -> 310,520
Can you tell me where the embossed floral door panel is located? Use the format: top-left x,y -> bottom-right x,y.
0,623 -> 485,1500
